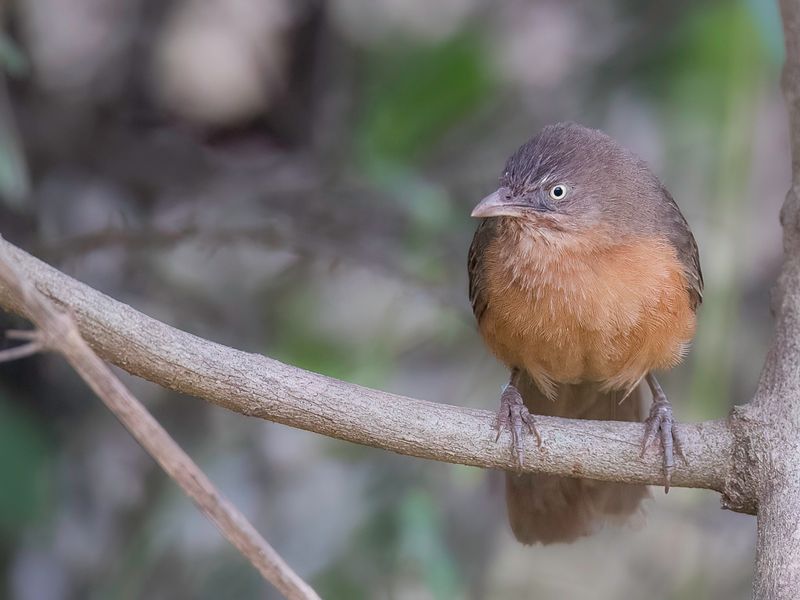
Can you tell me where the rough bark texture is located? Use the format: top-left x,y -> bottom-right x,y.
0,238 -> 735,492
747,2 -> 800,597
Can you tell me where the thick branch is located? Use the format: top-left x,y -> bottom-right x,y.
0,237 -> 736,495
749,2 -> 800,597
0,241 -> 320,600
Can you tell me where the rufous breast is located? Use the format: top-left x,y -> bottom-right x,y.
477,221 -> 696,399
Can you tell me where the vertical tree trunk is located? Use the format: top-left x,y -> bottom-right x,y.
750,2 -> 800,597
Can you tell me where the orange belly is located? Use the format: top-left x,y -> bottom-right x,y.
478,229 -> 695,399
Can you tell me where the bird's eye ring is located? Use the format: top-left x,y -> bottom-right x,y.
549,184 -> 568,200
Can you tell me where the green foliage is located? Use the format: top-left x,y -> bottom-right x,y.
194,557 -> 263,600
636,0 -> 772,117
314,567 -> 369,600
0,32 -> 29,77
0,123 -> 31,209
268,288 -> 392,387
745,0 -> 784,63
0,391 -> 53,538
397,489 -> 462,600
314,485 -> 462,600
390,175 -> 455,282
0,31 -> 31,207
357,33 -> 493,169
314,502 -> 399,599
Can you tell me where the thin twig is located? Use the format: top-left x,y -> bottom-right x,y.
6,328 -> 40,340
0,237 -> 320,600
0,339 -> 43,362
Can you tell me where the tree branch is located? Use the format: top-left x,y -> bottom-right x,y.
0,239 -> 320,600
0,237 -> 739,498
748,2 -> 800,597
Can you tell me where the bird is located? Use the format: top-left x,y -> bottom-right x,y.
468,122 -> 702,545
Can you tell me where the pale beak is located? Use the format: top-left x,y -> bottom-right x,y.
470,188 -> 527,218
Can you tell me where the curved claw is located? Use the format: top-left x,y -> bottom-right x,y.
494,384 -> 542,470
640,399 -> 685,493
641,373 -> 688,493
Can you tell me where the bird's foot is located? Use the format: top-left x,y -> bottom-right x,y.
494,384 -> 542,470
640,384 -> 686,492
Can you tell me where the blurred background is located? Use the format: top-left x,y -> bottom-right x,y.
0,0 -> 788,598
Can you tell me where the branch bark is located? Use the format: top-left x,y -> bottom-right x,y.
747,2 -> 800,597
0,237 -> 738,496
0,240 -> 320,600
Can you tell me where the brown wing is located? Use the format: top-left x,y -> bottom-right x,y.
468,219 -> 492,323
661,188 -> 703,310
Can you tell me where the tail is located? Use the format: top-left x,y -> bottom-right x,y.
505,372 -> 649,545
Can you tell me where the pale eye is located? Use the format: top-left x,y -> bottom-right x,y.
549,184 -> 568,200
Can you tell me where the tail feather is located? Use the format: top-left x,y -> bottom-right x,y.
505,372 -> 648,545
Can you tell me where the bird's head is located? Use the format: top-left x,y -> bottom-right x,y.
471,122 -> 662,234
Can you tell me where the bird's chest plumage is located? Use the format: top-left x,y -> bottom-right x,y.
476,225 -> 695,397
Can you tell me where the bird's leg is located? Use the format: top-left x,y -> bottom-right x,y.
640,373 -> 686,492
494,369 -> 542,470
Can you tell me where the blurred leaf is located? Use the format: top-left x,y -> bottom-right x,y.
0,80 -> 31,209
380,172 -> 454,282
0,391 -> 53,538
0,32 -> 29,77
398,489 -> 462,600
401,177 -> 453,233
745,0 -> 784,64
196,557 -> 263,600
0,129 -> 31,208
314,569 -> 368,600
314,502 -> 400,599
268,288 -> 392,387
635,1 -> 770,117
357,33 -> 493,168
